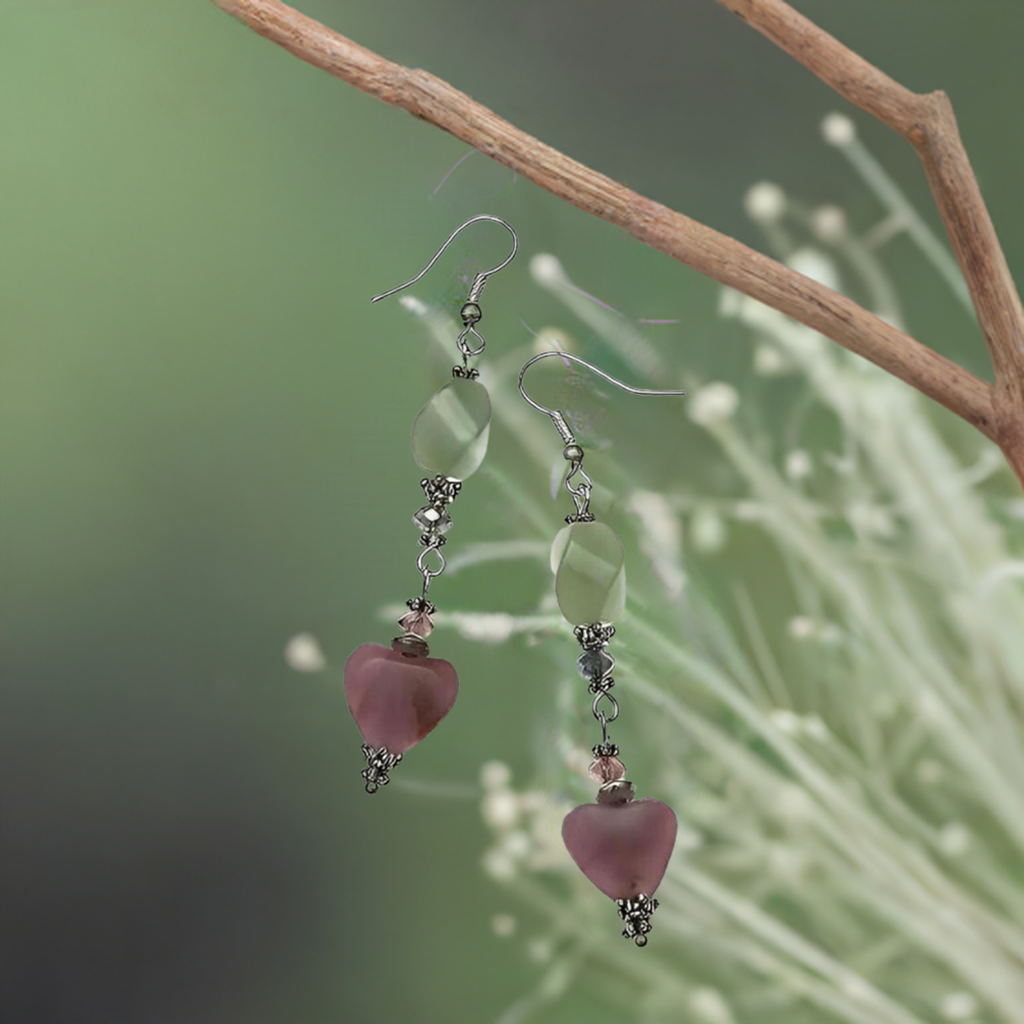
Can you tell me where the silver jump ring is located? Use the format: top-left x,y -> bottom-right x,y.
457,324 -> 487,359
593,690 -> 620,724
417,544 -> 447,579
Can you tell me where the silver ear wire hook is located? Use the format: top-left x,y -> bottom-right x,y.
371,215 -> 519,366
518,350 -> 685,446
519,350 -> 684,521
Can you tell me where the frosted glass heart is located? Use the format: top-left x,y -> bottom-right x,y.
410,378 -> 491,480
562,798 -> 677,900
343,643 -> 458,753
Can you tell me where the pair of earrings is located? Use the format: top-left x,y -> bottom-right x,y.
343,217 -> 681,946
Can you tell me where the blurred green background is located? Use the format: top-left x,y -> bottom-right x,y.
2,2 -> 1022,1022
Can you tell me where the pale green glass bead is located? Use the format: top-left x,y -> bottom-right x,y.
550,521 -> 626,625
410,378 -> 491,480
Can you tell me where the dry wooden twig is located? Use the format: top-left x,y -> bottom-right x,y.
209,0 -> 1024,486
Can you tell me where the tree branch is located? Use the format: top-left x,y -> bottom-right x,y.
717,0 -> 1024,457
209,0 -> 1024,483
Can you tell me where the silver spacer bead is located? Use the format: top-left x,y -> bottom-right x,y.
391,635 -> 430,658
597,779 -> 635,805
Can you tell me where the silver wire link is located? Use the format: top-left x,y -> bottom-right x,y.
456,322 -> 487,361
593,691 -> 620,746
417,541 -> 447,597
565,456 -> 595,521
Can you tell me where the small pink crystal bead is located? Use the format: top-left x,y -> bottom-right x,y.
397,608 -> 435,638
588,756 -> 627,783
343,643 -> 458,753
562,798 -> 677,901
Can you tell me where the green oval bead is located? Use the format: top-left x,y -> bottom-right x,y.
550,521 -> 626,625
410,378 -> 491,480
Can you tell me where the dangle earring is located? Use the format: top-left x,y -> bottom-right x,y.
343,215 -> 518,793
519,350 -> 684,946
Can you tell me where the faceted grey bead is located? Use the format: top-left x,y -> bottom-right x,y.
413,505 -> 452,534
577,649 -> 614,683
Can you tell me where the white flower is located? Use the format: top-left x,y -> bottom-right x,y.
788,615 -> 816,639
768,843 -> 808,882
491,914 -> 517,938
688,988 -> 736,1024
689,383 -> 739,425
482,790 -> 520,831
398,294 -> 429,317
503,830 -> 532,859
744,181 -> 787,223
718,286 -> 744,318
812,204 -> 848,242
691,506 -> 728,554
480,761 -> 512,790
785,449 -> 813,480
770,708 -> 801,734
753,343 -> 790,376
821,112 -> 856,147
283,634 -> 326,672
939,822 -> 971,857
449,611 -> 517,643
529,252 -> 565,286
526,937 -> 554,964
846,501 -> 896,539
940,992 -> 979,1021
481,847 -> 517,882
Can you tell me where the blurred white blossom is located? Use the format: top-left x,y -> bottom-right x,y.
688,383 -> 739,425
753,342 -> 792,376
284,633 -> 326,672
691,505 -> 729,554
785,449 -> 813,480
821,111 -> 856,146
491,913 -> 517,938
744,181 -> 787,223
689,988 -> 737,1024
940,992 -> 979,1021
812,204 -> 848,242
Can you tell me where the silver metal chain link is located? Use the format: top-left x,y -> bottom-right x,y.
565,457 -> 594,520
592,690 -> 620,746
416,539 -> 447,597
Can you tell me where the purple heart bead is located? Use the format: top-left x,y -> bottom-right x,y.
343,643 -> 459,753
562,798 -> 677,900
